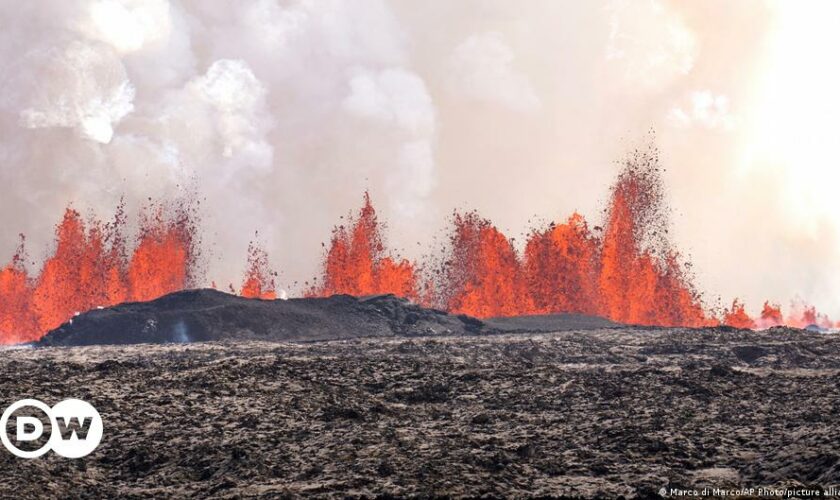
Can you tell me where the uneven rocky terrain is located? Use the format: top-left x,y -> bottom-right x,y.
3,327 -> 840,498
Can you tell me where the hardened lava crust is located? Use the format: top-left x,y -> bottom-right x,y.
2,327 -> 840,498
35,288 -> 620,347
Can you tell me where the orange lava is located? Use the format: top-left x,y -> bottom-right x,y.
596,150 -> 707,326
0,201 -> 198,344
126,205 -> 196,303
760,301 -> 784,327
786,301 -> 834,329
240,241 -> 276,300
523,213 -> 600,315
438,211 -> 533,318
310,192 -> 418,300
2,148 -> 837,343
308,150 -> 831,330
0,238 -> 39,343
434,147 -> 708,325
722,299 -> 756,329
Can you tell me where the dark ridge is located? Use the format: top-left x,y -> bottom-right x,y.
484,313 -> 621,333
36,289 -> 479,346
35,289 -> 621,347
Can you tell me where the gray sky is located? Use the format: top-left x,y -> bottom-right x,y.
1,0 -> 839,318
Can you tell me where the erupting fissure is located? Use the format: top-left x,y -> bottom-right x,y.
310,146 -> 835,330
1,147 -> 836,344
239,240 -> 277,300
0,201 -> 199,344
307,192 -> 419,301
403,147 -> 709,326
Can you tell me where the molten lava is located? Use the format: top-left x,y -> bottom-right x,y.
310,192 -> 418,300
431,147 -> 707,325
760,301 -> 784,327
126,205 -> 197,303
437,211 -> 533,318
308,150 -> 831,329
597,149 -> 707,326
240,241 -> 277,300
0,239 -> 39,343
523,213 -> 600,315
1,147 -> 836,344
786,301 -> 834,329
0,201 -> 199,344
723,299 -> 756,329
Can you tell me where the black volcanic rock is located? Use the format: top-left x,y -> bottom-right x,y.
36,289 -> 623,347
5,328 -> 840,498
37,289 -> 483,347
484,313 -> 621,332
732,345 -> 769,364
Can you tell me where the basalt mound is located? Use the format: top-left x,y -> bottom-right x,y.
35,289 -> 623,347
484,313 -> 620,332
36,289 -> 483,347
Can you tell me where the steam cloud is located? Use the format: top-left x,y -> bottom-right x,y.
0,0 -> 838,318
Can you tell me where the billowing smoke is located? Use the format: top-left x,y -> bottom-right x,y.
1,0 -> 838,318
0,0 -> 436,292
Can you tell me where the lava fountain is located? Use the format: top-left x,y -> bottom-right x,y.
308,192 -> 418,301
239,240 -> 277,300
0,200 -> 199,344
1,147 -> 835,344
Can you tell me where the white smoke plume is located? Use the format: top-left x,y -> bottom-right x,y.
448,32 -> 540,113
0,0 -> 436,292
1,0 -> 839,319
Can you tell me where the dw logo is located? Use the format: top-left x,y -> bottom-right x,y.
0,399 -> 103,458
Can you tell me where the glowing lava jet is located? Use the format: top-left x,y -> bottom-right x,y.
431,147 -> 708,326
1,149 -> 836,344
0,201 -> 199,344
239,240 -> 277,300
524,213 -> 600,316
310,149 -> 831,328
435,211 -> 534,318
309,192 -> 418,300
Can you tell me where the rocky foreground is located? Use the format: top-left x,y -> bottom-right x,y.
2,328 -> 840,498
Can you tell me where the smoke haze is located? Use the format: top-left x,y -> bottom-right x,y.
1,0 -> 838,317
